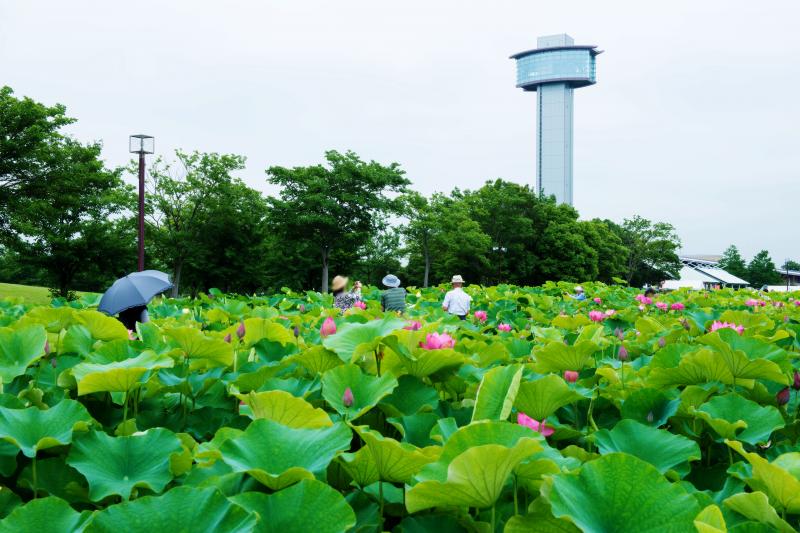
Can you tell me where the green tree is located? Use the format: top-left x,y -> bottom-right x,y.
145,150 -> 247,296
266,151 -> 409,292
746,250 -> 782,288
4,138 -> 135,296
718,245 -> 748,280
781,259 -> 800,271
577,219 -> 628,283
0,86 -> 73,236
351,225 -> 402,287
400,192 -> 438,287
608,215 -> 681,287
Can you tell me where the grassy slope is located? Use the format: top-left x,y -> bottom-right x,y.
0,283 -> 53,305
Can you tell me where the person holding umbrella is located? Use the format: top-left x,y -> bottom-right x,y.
98,270 -> 173,331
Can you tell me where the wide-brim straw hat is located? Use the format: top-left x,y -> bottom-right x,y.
574,285 -> 584,293
331,275 -> 348,292
451,275 -> 464,284
382,274 -> 401,288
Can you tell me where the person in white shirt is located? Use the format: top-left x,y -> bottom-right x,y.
442,274 -> 472,320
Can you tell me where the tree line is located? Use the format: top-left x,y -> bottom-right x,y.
1,87 -> 686,297
717,245 -> 794,288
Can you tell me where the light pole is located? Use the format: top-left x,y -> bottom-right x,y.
129,135 -> 155,272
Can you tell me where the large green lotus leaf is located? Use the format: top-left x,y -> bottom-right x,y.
398,513 -> 480,533
354,426 -> 438,483
17,456 -> 89,503
322,316 -> 405,362
290,346 -> 342,375
0,325 -> 47,384
321,364 -> 397,420
241,318 -> 294,347
648,348 -> 742,389
0,487 -> 20,519
514,374 -> 585,421
415,421 -> 543,483
592,419 -> 701,475
84,486 -> 256,532
338,447 -> 379,487
533,340 -> 598,373
401,348 -> 464,378
693,504 -> 726,533
723,491 -> 794,533
0,497 -> 91,533
71,350 -> 174,395
66,428 -> 182,501
546,453 -> 701,532
406,440 -> 540,512
471,364 -> 522,422
194,427 -> 243,466
697,330 -> 789,384
61,325 -> 95,357
13,307 -> 78,333
164,327 -> 234,368
620,388 -> 681,427
387,412 -> 439,447
75,310 -> 130,341
0,400 -> 93,457
230,480 -> 356,533
236,390 -> 332,428
693,394 -> 784,445
219,418 -> 351,490
551,314 -> 592,329
505,500 -> 582,533
380,375 -> 438,417
726,440 -> 800,514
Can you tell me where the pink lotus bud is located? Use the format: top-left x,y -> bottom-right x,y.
474,310 -> 488,323
777,387 -> 790,406
618,345 -> 628,361
656,302 -> 668,312
223,333 -> 232,343
404,321 -> 422,331
658,337 -> 666,348
293,326 -> 300,338
320,317 -> 337,337
44,340 -> 50,356
299,304 -> 306,313
793,370 -> 800,391
354,301 -> 367,310
614,328 -> 624,340
564,370 -> 579,383
588,311 -> 605,322
517,412 -> 554,437
497,323 -> 512,332
593,297 -> 602,304
342,387 -> 354,407
236,321 -> 246,340
50,358 -> 57,368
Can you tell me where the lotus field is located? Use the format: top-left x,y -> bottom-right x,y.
1,284 -> 800,532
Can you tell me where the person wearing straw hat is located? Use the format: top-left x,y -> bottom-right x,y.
380,274 -> 406,313
332,275 -> 362,311
442,274 -> 471,320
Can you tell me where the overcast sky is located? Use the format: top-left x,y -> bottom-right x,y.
2,1 -> 798,264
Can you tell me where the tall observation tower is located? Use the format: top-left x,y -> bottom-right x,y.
511,34 -> 601,205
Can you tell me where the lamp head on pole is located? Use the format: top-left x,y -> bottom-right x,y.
129,134 -> 155,154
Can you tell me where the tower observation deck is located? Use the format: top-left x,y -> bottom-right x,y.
511,34 -> 601,205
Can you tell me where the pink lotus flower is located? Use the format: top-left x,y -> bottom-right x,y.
618,345 -> 629,361
655,302 -> 668,312
604,309 -> 616,317
777,387 -> 790,406
614,328 -> 624,340
342,387 -> 354,407
593,297 -> 602,305
419,332 -> 456,350
497,323 -> 512,332
517,412 -> 554,437
564,370 -> 579,383
710,321 -> 744,335
670,302 -> 685,311
474,310 -> 488,323
404,321 -> 422,331
236,321 -> 246,340
353,301 -> 367,310
588,310 -> 606,322
794,300 -> 800,307
44,340 -> 50,356
320,317 -> 337,337
299,304 -> 306,313
635,294 -> 653,305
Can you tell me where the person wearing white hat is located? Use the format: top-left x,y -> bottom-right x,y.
570,285 -> 587,301
380,274 -> 406,313
442,274 -> 471,320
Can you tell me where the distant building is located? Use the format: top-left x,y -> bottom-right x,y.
662,257 -> 750,290
511,34 -> 601,205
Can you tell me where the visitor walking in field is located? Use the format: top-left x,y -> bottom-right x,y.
381,274 -> 406,313
569,285 -> 587,301
332,276 -> 362,311
442,274 -> 471,320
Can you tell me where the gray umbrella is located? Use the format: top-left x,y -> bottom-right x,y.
98,270 -> 173,315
